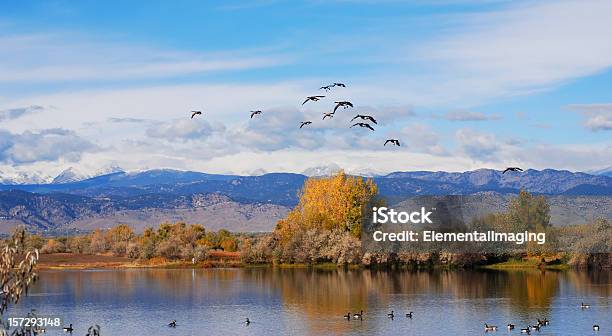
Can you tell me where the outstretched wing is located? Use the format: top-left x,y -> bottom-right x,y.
302,98 -> 310,105
366,116 -> 377,124
384,140 -> 391,146
365,124 -> 375,131
350,115 -> 360,121
502,168 -> 511,174
350,123 -> 359,128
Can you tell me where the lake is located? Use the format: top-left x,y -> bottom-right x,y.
11,268 -> 611,335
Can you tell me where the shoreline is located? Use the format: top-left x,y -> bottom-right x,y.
35,253 -> 580,271
35,252 -> 243,270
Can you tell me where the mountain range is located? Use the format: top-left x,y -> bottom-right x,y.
0,168 -> 610,234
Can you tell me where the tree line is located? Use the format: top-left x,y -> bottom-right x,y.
27,222 -> 241,261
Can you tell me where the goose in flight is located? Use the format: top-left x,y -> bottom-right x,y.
322,112 -> 334,120
250,110 -> 262,118
191,110 -> 202,119
503,167 -> 523,174
320,85 -> 333,91
300,121 -> 313,128
168,320 -> 177,327
351,123 -> 375,131
385,139 -> 400,146
333,82 -> 346,87
351,114 -> 377,124
303,95 -> 325,105
333,101 -> 354,113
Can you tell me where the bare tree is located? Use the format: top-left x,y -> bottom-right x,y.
0,227 -> 39,336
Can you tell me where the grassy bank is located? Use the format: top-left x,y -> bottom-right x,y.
480,257 -> 570,270
36,252 -> 243,270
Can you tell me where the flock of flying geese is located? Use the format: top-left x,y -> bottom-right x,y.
190,81 -> 402,147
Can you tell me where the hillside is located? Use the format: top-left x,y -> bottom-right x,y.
0,168 -> 610,233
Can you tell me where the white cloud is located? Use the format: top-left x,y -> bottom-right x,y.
146,118 -> 218,142
0,105 -> 44,122
455,128 -> 501,161
0,128 -> 95,165
440,110 -> 501,122
0,33 -> 287,83
415,0 -> 612,104
399,124 -> 447,155
567,103 -> 612,131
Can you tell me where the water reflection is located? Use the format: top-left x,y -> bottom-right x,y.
12,268 -> 611,336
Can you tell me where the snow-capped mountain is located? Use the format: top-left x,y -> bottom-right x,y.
590,166 -> 612,177
302,163 -> 342,177
51,167 -> 88,184
52,165 -> 125,184
0,169 -> 52,184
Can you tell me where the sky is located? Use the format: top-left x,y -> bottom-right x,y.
0,0 -> 610,180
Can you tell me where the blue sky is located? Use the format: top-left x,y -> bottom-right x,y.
0,0 -> 610,181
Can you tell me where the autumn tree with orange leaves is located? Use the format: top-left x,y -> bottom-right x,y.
267,171 -> 379,263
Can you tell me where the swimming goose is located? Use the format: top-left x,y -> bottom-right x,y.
507,324 -> 515,330
537,318 -> 549,326
344,312 -> 351,320
593,324 -> 600,331
520,327 -> 531,334
85,325 -> 100,336
387,311 -> 394,319
168,320 -> 177,327
581,302 -> 590,309
530,325 -> 540,331
484,323 -> 498,331
353,310 -> 363,320
63,324 -> 73,333
405,312 -> 413,318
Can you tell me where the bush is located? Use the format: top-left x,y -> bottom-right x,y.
89,229 -> 107,254
40,239 -> 66,254
155,238 -> 181,259
126,242 -> 140,259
